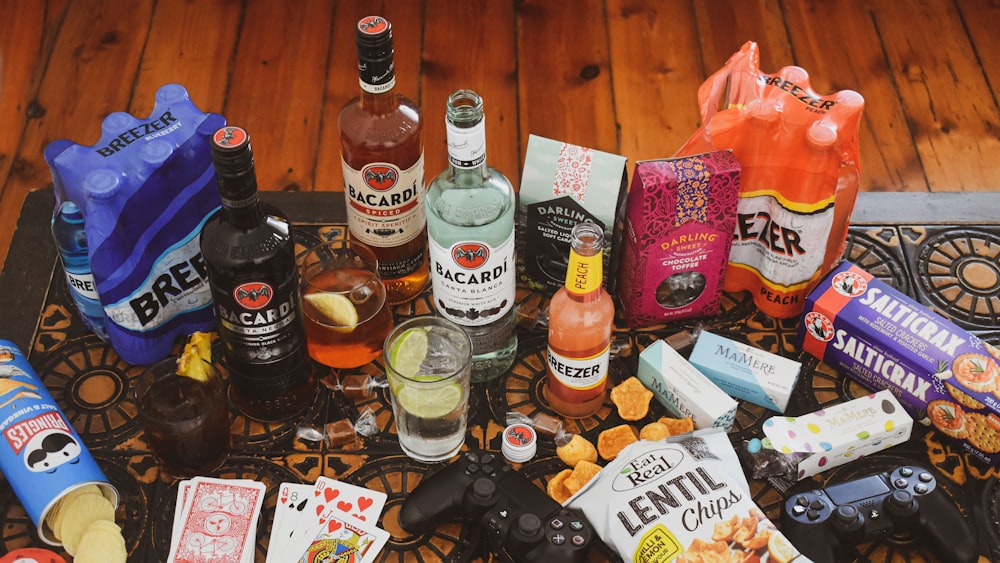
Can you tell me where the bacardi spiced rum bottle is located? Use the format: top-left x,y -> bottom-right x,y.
426,90 -> 517,382
201,126 -> 314,422
339,16 -> 428,304
545,221 -> 614,418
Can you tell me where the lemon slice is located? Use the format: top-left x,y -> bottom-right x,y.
305,293 -> 359,332
396,379 -> 462,419
390,327 -> 429,379
767,531 -> 800,563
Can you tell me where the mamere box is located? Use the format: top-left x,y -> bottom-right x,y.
761,390 -> 912,480
637,338 -> 737,431
799,260 -> 1000,466
689,330 -> 801,413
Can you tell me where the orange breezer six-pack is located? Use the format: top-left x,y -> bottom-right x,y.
675,42 -> 865,318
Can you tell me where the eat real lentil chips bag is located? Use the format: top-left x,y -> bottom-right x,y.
565,428 -> 803,562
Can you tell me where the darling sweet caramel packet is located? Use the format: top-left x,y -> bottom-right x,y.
674,41 -> 864,319
565,428 -> 802,563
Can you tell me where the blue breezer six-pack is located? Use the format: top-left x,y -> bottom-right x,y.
45,84 -> 225,365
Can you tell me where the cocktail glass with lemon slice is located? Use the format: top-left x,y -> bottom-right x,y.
384,316 -> 473,462
300,240 -> 393,369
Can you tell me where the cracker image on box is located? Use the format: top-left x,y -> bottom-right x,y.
618,151 -> 740,328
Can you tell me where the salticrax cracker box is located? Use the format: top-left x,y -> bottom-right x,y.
637,339 -> 738,431
516,134 -> 628,293
799,260 -> 1000,465
761,390 -> 912,480
617,151 -> 740,328
689,330 -> 801,413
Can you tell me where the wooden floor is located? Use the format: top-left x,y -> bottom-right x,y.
2,0 -> 999,275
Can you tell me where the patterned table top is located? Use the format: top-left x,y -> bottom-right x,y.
1,188 -> 999,562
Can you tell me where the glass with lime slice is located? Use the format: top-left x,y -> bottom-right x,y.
383,316 -> 473,462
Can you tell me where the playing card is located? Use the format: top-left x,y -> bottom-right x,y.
171,480 -> 194,550
168,477 -> 266,563
299,511 -> 390,563
265,482 -> 313,563
284,477 -> 387,560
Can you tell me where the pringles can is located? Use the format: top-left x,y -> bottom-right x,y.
0,340 -> 118,545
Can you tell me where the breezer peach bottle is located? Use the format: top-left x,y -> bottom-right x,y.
545,221 -> 615,418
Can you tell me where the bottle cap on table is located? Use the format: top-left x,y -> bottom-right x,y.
501,423 -> 537,463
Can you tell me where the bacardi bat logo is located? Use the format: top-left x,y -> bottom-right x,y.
358,16 -> 389,35
452,243 -> 489,269
213,126 -> 248,148
362,165 -> 398,191
505,424 -> 534,446
234,282 -> 274,310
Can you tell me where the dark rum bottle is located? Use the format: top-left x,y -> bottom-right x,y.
544,221 -> 615,418
201,125 -> 315,422
338,15 -> 428,304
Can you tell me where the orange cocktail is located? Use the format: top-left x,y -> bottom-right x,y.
300,241 -> 394,369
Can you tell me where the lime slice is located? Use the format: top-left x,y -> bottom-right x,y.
395,380 -> 462,419
304,293 -> 359,333
390,327 -> 429,379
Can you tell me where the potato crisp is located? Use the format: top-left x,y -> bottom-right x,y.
597,424 -> 638,460
610,377 -> 654,421
556,434 -> 598,467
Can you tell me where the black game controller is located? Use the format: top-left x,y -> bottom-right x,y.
780,465 -> 979,563
398,450 -> 594,563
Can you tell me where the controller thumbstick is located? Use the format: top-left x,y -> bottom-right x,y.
886,490 -> 919,525
832,505 -> 864,533
473,477 -> 497,500
517,513 -> 543,537
464,477 -> 498,515
511,513 -> 544,549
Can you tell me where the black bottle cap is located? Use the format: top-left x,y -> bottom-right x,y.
211,126 -> 258,204
211,126 -> 252,171
355,16 -> 395,92
356,16 -> 392,54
